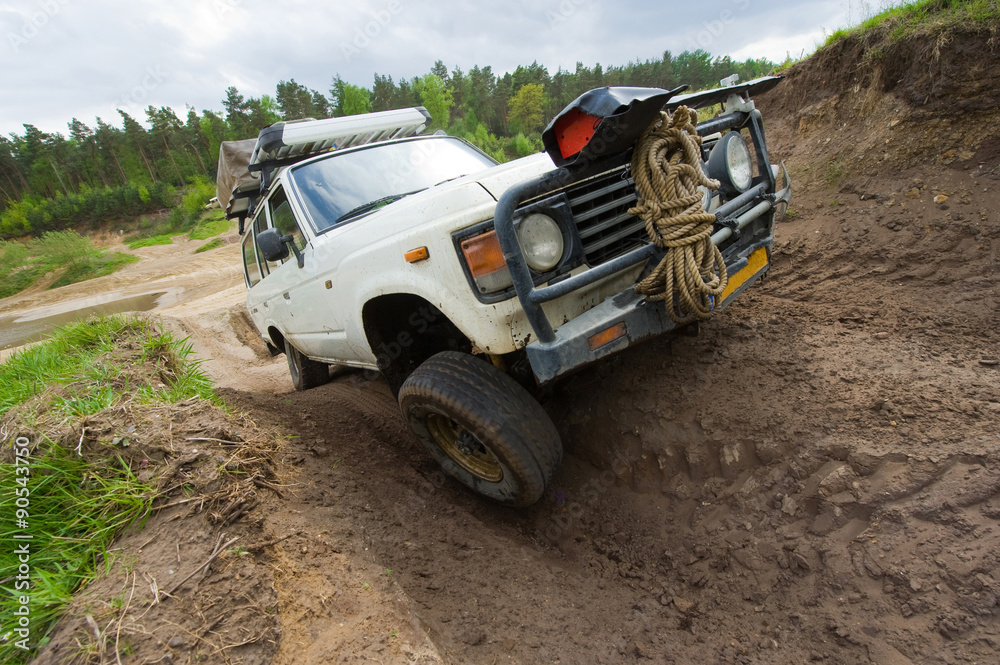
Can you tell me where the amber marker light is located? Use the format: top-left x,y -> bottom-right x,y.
588,322 -> 627,351
404,247 -> 430,263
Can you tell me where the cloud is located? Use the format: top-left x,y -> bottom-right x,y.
0,0 -> 855,136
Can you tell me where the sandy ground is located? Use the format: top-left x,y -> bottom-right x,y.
9,25 -> 1000,665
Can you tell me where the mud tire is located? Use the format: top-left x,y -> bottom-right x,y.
285,339 -> 330,391
398,351 -> 562,507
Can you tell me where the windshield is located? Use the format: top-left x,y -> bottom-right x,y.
289,137 -> 497,232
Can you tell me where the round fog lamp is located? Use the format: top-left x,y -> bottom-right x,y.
707,132 -> 753,194
517,213 -> 564,273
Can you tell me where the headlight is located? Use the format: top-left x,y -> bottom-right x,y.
707,132 -> 753,195
517,213 -> 564,273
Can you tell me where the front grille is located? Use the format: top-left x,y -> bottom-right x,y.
565,166 -> 648,265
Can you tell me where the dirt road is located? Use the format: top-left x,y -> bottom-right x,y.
10,24 -> 1000,665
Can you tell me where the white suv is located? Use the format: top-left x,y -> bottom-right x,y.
222,78 -> 790,507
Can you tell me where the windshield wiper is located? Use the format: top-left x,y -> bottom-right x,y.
334,188 -> 426,224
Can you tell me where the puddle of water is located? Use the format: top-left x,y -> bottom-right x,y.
0,292 -> 166,351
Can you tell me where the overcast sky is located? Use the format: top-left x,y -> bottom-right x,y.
0,0 -> 873,137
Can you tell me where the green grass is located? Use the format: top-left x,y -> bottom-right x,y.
0,449 -> 154,659
193,237 -> 225,254
121,178 -> 223,247
0,316 -> 217,663
123,208 -> 230,255
126,234 -> 175,249
822,0 -> 1000,49
48,252 -> 138,290
0,265 -> 48,300
188,215 -> 230,241
0,232 -> 140,299
824,159 -> 845,187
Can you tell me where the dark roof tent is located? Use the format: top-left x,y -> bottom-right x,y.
215,139 -> 258,220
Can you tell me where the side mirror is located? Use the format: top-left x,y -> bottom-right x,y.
257,228 -> 289,262
256,227 -> 305,268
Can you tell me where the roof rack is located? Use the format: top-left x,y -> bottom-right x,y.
250,106 -> 431,170
219,106 -> 432,226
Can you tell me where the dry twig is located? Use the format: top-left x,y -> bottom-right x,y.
166,533 -> 240,597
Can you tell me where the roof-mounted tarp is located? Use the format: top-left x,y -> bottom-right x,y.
249,106 -> 432,169
216,139 -> 258,221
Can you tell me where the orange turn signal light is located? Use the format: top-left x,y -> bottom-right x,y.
404,247 -> 430,263
588,322 -> 627,351
461,230 -> 507,277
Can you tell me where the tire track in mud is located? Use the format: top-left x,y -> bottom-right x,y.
225,367 -> 1000,664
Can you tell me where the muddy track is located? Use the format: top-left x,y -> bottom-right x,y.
220,291 -> 999,664
8,24 -> 1000,664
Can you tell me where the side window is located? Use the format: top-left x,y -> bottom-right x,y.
268,188 -> 307,253
242,231 -> 261,287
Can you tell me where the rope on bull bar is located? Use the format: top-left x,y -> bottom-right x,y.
629,106 -> 728,325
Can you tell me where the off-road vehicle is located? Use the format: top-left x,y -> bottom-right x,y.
218,76 -> 790,507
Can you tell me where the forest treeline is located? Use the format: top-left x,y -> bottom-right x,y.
0,50 -> 778,238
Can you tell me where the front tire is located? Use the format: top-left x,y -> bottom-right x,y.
398,351 -> 562,507
285,339 -> 329,391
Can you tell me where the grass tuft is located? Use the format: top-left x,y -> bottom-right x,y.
193,237 -> 225,254
188,216 -> 230,241
126,235 -> 175,250
0,232 -> 139,299
822,0 -> 1000,50
0,315 -> 219,663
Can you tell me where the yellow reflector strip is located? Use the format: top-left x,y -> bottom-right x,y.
720,247 -> 769,302
404,247 -> 430,263
588,322 -> 627,351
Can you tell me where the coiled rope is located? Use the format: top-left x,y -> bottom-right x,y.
629,106 -> 728,324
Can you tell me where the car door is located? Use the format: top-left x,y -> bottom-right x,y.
242,226 -> 269,340
252,185 -> 352,361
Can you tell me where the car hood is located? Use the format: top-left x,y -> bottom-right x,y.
472,153 -> 554,201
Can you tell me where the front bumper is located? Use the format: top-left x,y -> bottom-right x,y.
493,109 -> 791,384
525,237 -> 774,384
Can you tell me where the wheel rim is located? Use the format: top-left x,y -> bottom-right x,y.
425,413 -> 503,483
